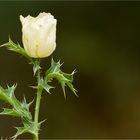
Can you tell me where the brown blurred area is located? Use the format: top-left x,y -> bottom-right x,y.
0,1 -> 140,139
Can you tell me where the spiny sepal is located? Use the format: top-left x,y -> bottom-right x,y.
32,59 -> 41,76
45,59 -> 78,98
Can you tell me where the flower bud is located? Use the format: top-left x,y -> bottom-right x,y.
20,12 -> 57,58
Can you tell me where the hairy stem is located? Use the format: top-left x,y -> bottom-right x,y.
33,62 -> 43,140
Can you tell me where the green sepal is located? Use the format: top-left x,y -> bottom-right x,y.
45,59 -> 78,98
0,38 -> 32,61
32,59 -> 41,76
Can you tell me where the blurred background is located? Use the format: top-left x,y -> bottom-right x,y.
0,1 -> 140,139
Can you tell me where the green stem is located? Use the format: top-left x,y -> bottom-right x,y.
33,62 -> 43,140
34,88 -> 42,140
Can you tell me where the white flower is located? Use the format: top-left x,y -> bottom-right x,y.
20,12 -> 57,58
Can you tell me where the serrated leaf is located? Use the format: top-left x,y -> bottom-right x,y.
0,38 -> 32,61
0,108 -> 20,117
45,59 -> 77,97
0,85 -> 33,118
0,84 -> 35,139
47,72 -> 70,82
20,97 -> 32,120
0,84 -> 18,106
11,127 -> 34,140
66,82 -> 78,97
39,78 -> 54,94
45,58 -> 61,76
60,71 -> 74,82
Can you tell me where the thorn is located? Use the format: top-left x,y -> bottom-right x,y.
51,57 -> 54,64
14,83 -> 17,88
28,98 -> 34,107
8,35 -> 12,42
61,83 -> 66,99
72,69 -> 77,75
58,59 -> 61,63
73,89 -> 79,97
29,85 -> 37,89
39,119 -> 47,125
60,62 -> 64,67
22,95 -> 27,104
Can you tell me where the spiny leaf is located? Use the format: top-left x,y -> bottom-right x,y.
39,78 -> 54,94
11,127 -> 34,140
0,85 -> 35,139
0,85 -> 33,119
66,82 -> 78,97
0,84 -> 18,106
20,98 -> 32,120
0,108 -> 20,117
45,58 -> 61,76
44,59 -> 78,97
46,72 -> 70,82
0,38 -> 32,61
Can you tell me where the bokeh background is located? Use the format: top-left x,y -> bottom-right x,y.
0,1 -> 140,139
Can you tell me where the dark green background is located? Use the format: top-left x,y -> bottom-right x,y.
0,1 -> 140,139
